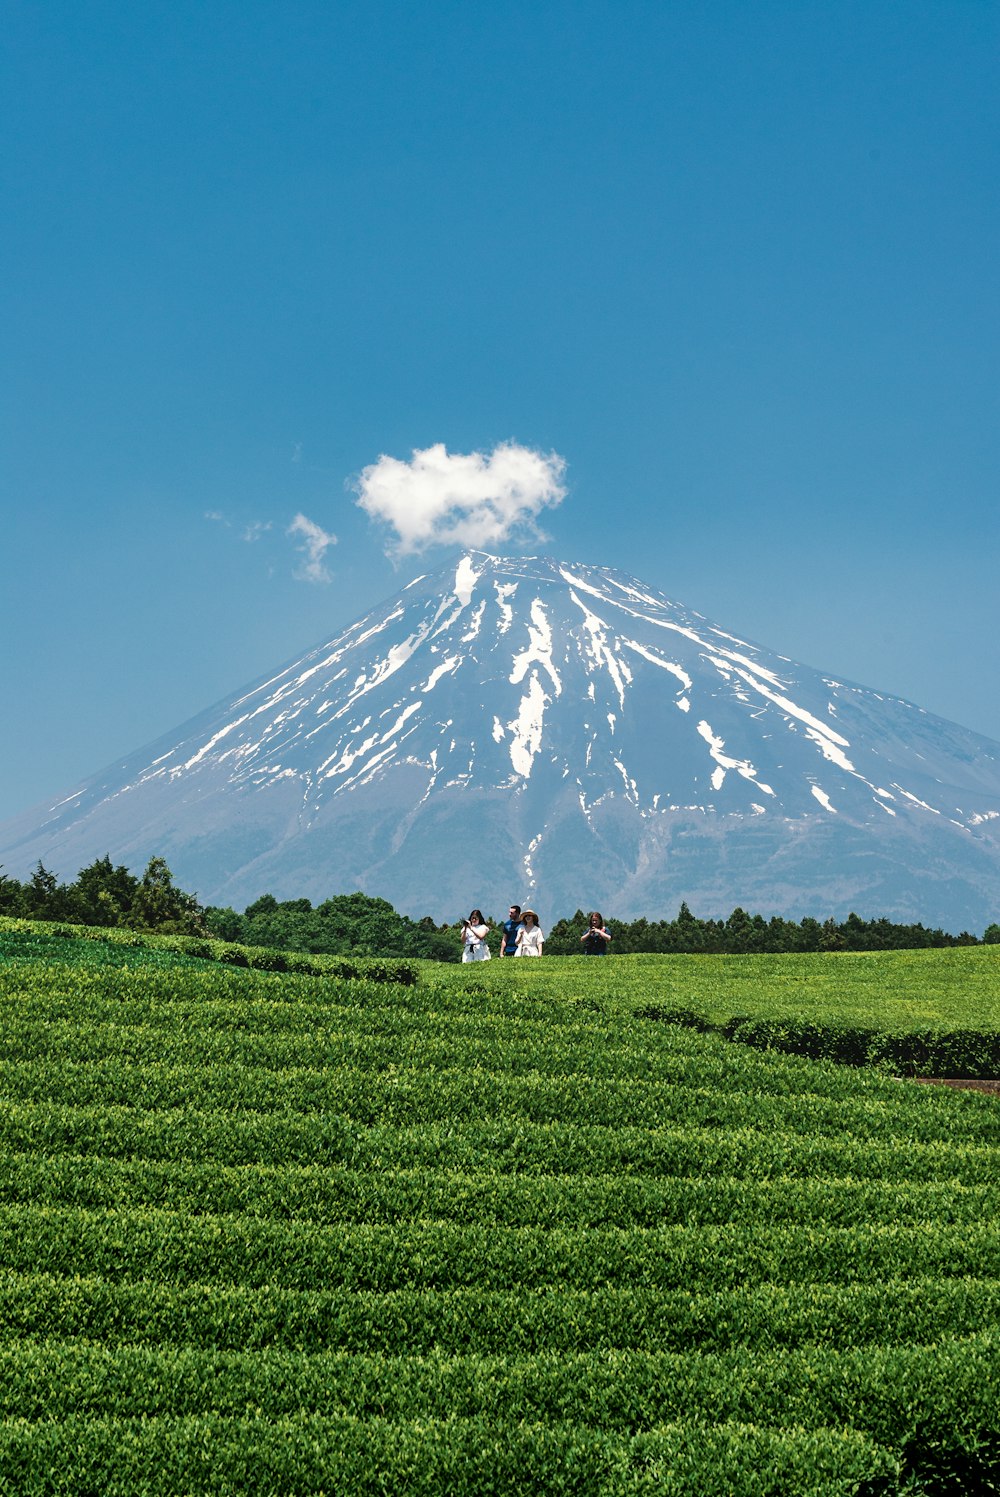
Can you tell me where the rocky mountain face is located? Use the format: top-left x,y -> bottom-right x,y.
3,552 -> 1000,927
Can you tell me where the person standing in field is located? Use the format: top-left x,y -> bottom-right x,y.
500,904 -> 523,957
461,910 -> 491,962
515,910 -> 544,956
581,911 -> 611,955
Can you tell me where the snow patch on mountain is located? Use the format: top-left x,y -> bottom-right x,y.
510,600 -> 561,696
508,674 -> 549,778
454,555 -> 480,606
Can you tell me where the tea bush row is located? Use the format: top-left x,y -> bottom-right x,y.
3,1100 -> 997,1177
724,1014 -> 1000,1080
0,1412 -> 897,1497
0,917 -> 418,985
4,1337 -> 1000,1447
16,994 -> 999,1094
3,1053 -> 997,1149
1,1204 -> 997,1290
645,1005 -> 1000,1079
0,1151 -> 994,1230
3,1270 -> 998,1356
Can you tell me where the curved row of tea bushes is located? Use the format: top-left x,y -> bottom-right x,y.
2,1204 -> 998,1289
1,1337 -> 999,1438
0,1414 -> 896,1497
0,1153 -> 994,1228
2,931 -> 1000,1491
5,1102 -> 997,1179
649,1005 -> 1000,1079
2,1271 -> 996,1355
0,917 -> 418,985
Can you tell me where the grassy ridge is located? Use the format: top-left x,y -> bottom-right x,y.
424,947 -> 1000,1076
423,945 -> 1000,1030
1,929 -> 1000,1492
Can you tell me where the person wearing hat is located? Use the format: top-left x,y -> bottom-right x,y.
515,910 -> 544,956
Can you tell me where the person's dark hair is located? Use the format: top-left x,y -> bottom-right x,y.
588,911 -> 604,927
468,909 -> 484,923
509,904 -> 521,916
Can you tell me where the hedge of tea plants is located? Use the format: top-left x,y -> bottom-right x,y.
1,931 -> 999,1492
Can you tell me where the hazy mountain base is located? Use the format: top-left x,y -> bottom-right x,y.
9,756 -> 997,930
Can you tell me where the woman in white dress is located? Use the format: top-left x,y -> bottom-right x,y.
515,910 -> 544,956
461,910 -> 491,962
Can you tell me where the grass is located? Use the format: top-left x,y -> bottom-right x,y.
423,945 -> 1000,1032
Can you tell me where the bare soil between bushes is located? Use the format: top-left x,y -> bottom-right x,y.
912,1077 -> 1000,1095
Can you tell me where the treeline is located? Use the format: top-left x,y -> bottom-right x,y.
0,857 -> 204,934
206,892 -> 457,963
546,904 -> 1000,955
4,857 -> 998,957
205,896 -> 1000,959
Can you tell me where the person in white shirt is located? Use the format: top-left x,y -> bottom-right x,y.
460,909 -> 491,961
515,910 -> 544,956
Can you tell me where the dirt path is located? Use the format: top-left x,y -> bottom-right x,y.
912,1078 -> 1000,1095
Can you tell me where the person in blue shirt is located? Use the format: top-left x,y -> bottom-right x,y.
500,904 -> 523,957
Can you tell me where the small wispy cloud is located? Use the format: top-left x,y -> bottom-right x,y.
353,441 -> 568,558
288,512 -> 338,583
205,510 -> 230,526
242,521 -> 272,543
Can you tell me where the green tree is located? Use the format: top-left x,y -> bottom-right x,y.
724,907 -> 756,953
204,906 -> 245,942
0,868 -> 25,916
245,894 -> 279,918
819,918 -> 846,952
544,911 -> 590,956
127,858 -> 204,934
25,862 -> 70,920
70,855 -> 138,927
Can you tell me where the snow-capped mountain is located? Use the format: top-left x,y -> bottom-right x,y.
3,552 -> 1000,927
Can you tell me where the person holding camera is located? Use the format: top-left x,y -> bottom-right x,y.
581,911 -> 611,955
460,909 -> 491,962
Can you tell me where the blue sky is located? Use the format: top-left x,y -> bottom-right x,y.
2,0 -> 997,824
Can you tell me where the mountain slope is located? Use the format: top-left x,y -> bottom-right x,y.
3,553 -> 999,926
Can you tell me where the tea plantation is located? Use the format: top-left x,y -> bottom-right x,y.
1,924 -> 999,1494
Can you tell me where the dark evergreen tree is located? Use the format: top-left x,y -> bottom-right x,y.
71,855 -> 138,927
25,862 -> 69,919
0,869 -> 25,916
127,858 -> 204,934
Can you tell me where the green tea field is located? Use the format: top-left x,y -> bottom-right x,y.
1,926 -> 999,1493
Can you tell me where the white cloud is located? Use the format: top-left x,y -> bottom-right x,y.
242,521 -> 272,543
288,512 -> 338,583
354,441 -> 567,557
